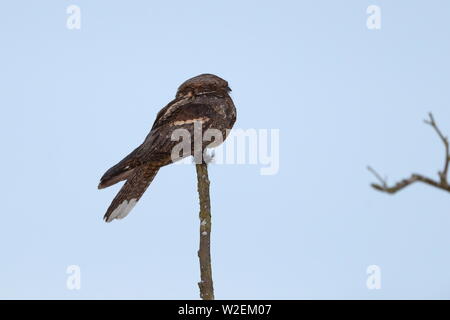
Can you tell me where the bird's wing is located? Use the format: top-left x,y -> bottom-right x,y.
142,102 -> 218,162
150,97 -> 210,130
99,100 -> 217,189
98,97 -> 191,189
98,145 -> 144,189
103,165 -> 159,222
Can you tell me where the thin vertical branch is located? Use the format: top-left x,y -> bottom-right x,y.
424,112 -> 449,184
195,163 -> 214,300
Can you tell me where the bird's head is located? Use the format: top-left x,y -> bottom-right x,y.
176,74 -> 232,98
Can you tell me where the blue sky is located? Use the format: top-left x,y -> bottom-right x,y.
1,0 -> 450,299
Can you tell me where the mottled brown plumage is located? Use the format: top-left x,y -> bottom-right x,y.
99,74 -> 236,222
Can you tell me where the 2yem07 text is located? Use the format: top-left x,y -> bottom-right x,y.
178,304 -> 272,317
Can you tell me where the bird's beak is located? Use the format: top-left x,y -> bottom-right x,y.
227,86 -> 232,92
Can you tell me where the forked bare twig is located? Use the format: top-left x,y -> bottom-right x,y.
368,113 -> 450,194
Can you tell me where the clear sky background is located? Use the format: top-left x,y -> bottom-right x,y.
1,0 -> 450,299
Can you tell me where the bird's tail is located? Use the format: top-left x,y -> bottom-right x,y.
98,147 -> 142,189
103,165 -> 159,222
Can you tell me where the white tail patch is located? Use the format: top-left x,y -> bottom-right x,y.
106,199 -> 137,222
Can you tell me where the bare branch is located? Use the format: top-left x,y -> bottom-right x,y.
367,166 -> 388,189
368,113 -> 450,194
196,163 -> 214,300
424,112 -> 449,184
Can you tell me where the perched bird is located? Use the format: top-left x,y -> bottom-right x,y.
98,74 -> 237,222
